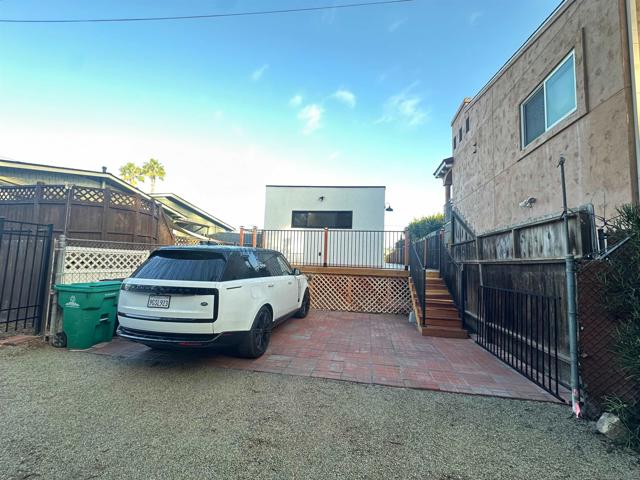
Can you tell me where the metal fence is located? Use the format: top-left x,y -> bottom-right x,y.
409,242 -> 426,325
261,229 -> 407,270
412,231 -> 442,270
0,219 -> 53,334
477,285 -> 562,399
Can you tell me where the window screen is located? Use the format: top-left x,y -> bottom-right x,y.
132,250 -> 226,282
522,88 -> 545,147
291,211 -> 353,229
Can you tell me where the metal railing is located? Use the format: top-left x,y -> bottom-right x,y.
409,242 -> 426,325
260,229 -> 408,270
477,285 -> 562,400
441,245 -> 466,325
0,219 -> 53,334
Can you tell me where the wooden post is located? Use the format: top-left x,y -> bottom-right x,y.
423,237 -> 428,267
251,227 -> 257,248
238,227 -> 244,246
403,228 -> 409,270
101,189 -> 111,241
323,228 -> 329,267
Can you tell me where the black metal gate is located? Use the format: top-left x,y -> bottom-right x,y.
0,219 -> 53,335
477,285 -> 563,400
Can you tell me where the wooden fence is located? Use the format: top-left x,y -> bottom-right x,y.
0,184 -> 174,245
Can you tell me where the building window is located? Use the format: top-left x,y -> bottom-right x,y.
291,210 -> 353,229
458,127 -> 462,142
453,137 -> 457,150
521,51 -> 576,147
465,117 -> 470,132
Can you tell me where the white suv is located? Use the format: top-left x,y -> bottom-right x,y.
116,246 -> 310,358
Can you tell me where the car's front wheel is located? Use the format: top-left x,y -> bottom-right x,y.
294,289 -> 310,318
236,306 -> 273,358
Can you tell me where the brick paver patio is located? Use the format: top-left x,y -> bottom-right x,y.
90,310 -> 562,403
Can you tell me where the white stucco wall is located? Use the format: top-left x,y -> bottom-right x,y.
263,186 -> 385,230
263,186 -> 388,267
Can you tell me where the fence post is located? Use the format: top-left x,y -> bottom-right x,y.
48,234 -> 67,346
422,267 -> 427,326
251,227 -> 257,248
323,228 -> 329,267
403,228 -> 409,271
239,227 -> 244,247
36,224 -> 54,335
460,265 -> 466,329
423,237 -> 428,268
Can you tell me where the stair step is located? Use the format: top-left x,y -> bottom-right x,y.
426,310 -> 460,320
425,317 -> 463,327
419,325 -> 469,339
425,299 -> 455,306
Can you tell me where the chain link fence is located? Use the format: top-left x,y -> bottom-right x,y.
577,239 -> 639,413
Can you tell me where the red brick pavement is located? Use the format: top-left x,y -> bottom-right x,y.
89,310 -> 563,403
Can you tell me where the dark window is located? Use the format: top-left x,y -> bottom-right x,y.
291,210 -> 353,229
277,254 -> 293,275
257,251 -> 287,276
458,127 -> 462,141
132,250 -> 226,282
465,117 -> 470,132
221,252 -> 263,281
522,87 -> 545,146
453,137 -> 456,150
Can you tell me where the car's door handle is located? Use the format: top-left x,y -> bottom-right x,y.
287,281 -> 293,285
267,284 -> 274,288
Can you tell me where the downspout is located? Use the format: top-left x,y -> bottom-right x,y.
625,0 -> 640,203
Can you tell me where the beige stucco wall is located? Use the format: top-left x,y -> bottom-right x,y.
449,0 -> 638,234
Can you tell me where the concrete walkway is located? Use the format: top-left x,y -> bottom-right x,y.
91,310 -> 560,403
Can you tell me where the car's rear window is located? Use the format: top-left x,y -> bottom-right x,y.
131,250 -> 226,281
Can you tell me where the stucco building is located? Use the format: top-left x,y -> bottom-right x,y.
435,0 -> 640,242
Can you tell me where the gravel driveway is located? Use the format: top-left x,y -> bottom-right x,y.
1,343 -> 638,480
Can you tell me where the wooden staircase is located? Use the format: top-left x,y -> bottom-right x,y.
411,270 -> 468,339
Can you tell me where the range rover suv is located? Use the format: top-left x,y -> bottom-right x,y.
116,246 -> 310,358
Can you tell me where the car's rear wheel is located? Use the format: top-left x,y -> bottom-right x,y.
236,306 -> 272,358
294,289 -> 310,318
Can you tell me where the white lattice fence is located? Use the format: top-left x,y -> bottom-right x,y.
61,246 -> 151,284
308,274 -> 411,315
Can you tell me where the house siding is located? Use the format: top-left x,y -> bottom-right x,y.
449,0 -> 638,234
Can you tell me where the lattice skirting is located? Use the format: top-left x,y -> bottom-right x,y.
62,246 -> 151,284
308,274 -> 411,315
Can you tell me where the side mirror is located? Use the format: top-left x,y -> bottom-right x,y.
292,268 -> 301,276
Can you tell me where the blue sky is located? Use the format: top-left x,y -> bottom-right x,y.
0,0 -> 561,228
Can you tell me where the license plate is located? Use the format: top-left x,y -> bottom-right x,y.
147,295 -> 170,309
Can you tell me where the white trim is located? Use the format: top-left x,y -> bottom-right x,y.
520,50 -> 577,148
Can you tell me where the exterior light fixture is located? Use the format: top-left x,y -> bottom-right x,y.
385,203 -> 394,212
519,197 -> 537,208
318,196 -> 325,202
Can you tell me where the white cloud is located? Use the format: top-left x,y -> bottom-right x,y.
251,64 -> 269,81
289,94 -> 303,108
388,18 -> 407,33
332,88 -> 356,108
468,11 -> 483,26
297,104 -> 323,134
376,84 -> 429,127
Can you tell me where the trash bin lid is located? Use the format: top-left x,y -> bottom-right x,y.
54,281 -> 122,293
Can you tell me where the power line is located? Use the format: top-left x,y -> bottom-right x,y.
0,0 -> 415,24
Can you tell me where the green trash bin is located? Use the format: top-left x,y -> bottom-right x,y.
54,281 -> 122,349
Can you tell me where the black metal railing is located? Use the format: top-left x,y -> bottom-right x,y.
441,246 -> 466,325
409,242 -> 426,325
477,285 -> 562,400
0,219 -> 53,334
260,229 -> 407,270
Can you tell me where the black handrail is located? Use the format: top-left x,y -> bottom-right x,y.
409,242 -> 426,325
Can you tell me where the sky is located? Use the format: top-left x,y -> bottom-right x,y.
0,0 -> 561,230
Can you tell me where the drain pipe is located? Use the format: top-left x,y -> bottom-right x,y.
558,156 -> 581,417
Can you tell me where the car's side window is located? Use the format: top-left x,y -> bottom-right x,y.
276,254 -> 293,275
258,251 -> 285,276
222,253 -> 259,281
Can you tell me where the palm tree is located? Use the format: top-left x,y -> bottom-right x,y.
119,162 -> 144,187
142,158 -> 166,193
